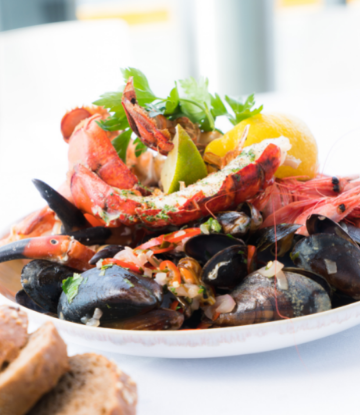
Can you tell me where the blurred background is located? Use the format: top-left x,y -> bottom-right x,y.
1,0 -> 360,224
1,0 -> 360,96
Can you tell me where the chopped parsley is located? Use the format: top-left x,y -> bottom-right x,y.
124,278 -> 134,288
198,285 -> 206,294
100,263 -> 113,276
62,273 -> 83,304
200,217 -> 222,234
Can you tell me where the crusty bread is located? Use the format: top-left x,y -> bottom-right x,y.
28,353 -> 137,415
0,321 -> 69,415
0,305 -> 28,368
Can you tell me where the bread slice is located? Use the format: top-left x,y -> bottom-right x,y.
0,321 -> 69,415
28,353 -> 137,415
0,305 -> 28,368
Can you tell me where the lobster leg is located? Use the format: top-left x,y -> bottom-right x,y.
0,235 -> 95,271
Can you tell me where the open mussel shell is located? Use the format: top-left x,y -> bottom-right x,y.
306,214 -> 358,247
283,267 -> 332,298
89,245 -> 124,265
103,309 -> 184,330
249,224 -> 302,252
32,178 -> 89,233
217,211 -> 251,237
237,202 -> 263,231
291,233 -> 360,299
15,290 -> 49,314
21,260 -> 75,314
214,270 -> 331,327
201,245 -> 248,288
344,223 -> 360,244
58,265 -> 162,323
184,234 -> 244,264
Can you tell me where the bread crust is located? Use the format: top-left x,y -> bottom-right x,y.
28,353 -> 137,415
0,305 -> 28,368
0,321 -> 69,415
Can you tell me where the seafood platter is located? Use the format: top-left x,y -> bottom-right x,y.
1,68 -> 360,358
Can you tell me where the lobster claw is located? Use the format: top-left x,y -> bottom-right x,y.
0,235 -> 95,271
122,77 -> 174,155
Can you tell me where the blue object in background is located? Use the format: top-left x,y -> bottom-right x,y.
0,0 -> 76,31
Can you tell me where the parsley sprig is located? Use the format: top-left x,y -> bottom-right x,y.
62,273 -> 83,304
93,67 -> 262,161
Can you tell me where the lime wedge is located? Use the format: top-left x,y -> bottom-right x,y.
161,124 -> 208,194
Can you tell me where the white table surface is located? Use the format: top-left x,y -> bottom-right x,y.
1,88 -> 360,414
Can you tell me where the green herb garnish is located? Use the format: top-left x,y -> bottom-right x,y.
100,263 -> 113,276
200,217 -> 222,234
94,67 -> 262,163
62,273 -> 83,304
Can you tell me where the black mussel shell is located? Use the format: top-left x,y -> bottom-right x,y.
58,265 -> 162,323
214,271 -> 331,327
341,223 -> 360,245
283,267 -> 332,298
249,224 -> 302,252
306,214 -> 358,247
21,260 -> 75,313
217,211 -> 251,237
201,245 -> 248,288
15,290 -> 49,313
332,290 -> 357,309
89,245 -> 124,265
291,233 -> 360,299
237,202 -> 263,231
103,309 -> 184,330
184,234 -> 244,264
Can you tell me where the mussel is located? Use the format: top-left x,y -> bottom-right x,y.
250,224 -> 302,252
89,245 -> 124,265
217,212 -> 251,237
15,290 -> 50,314
184,234 -> 244,264
249,224 -> 302,268
213,270 -> 331,327
58,265 -> 163,324
216,203 -> 262,237
306,214 -> 358,247
291,233 -> 360,299
21,260 -> 75,313
201,245 -> 249,288
103,309 -> 184,330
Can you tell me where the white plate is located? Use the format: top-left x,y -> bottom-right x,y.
1,247 -> 360,358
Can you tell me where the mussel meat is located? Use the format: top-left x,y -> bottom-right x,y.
217,211 -> 251,237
